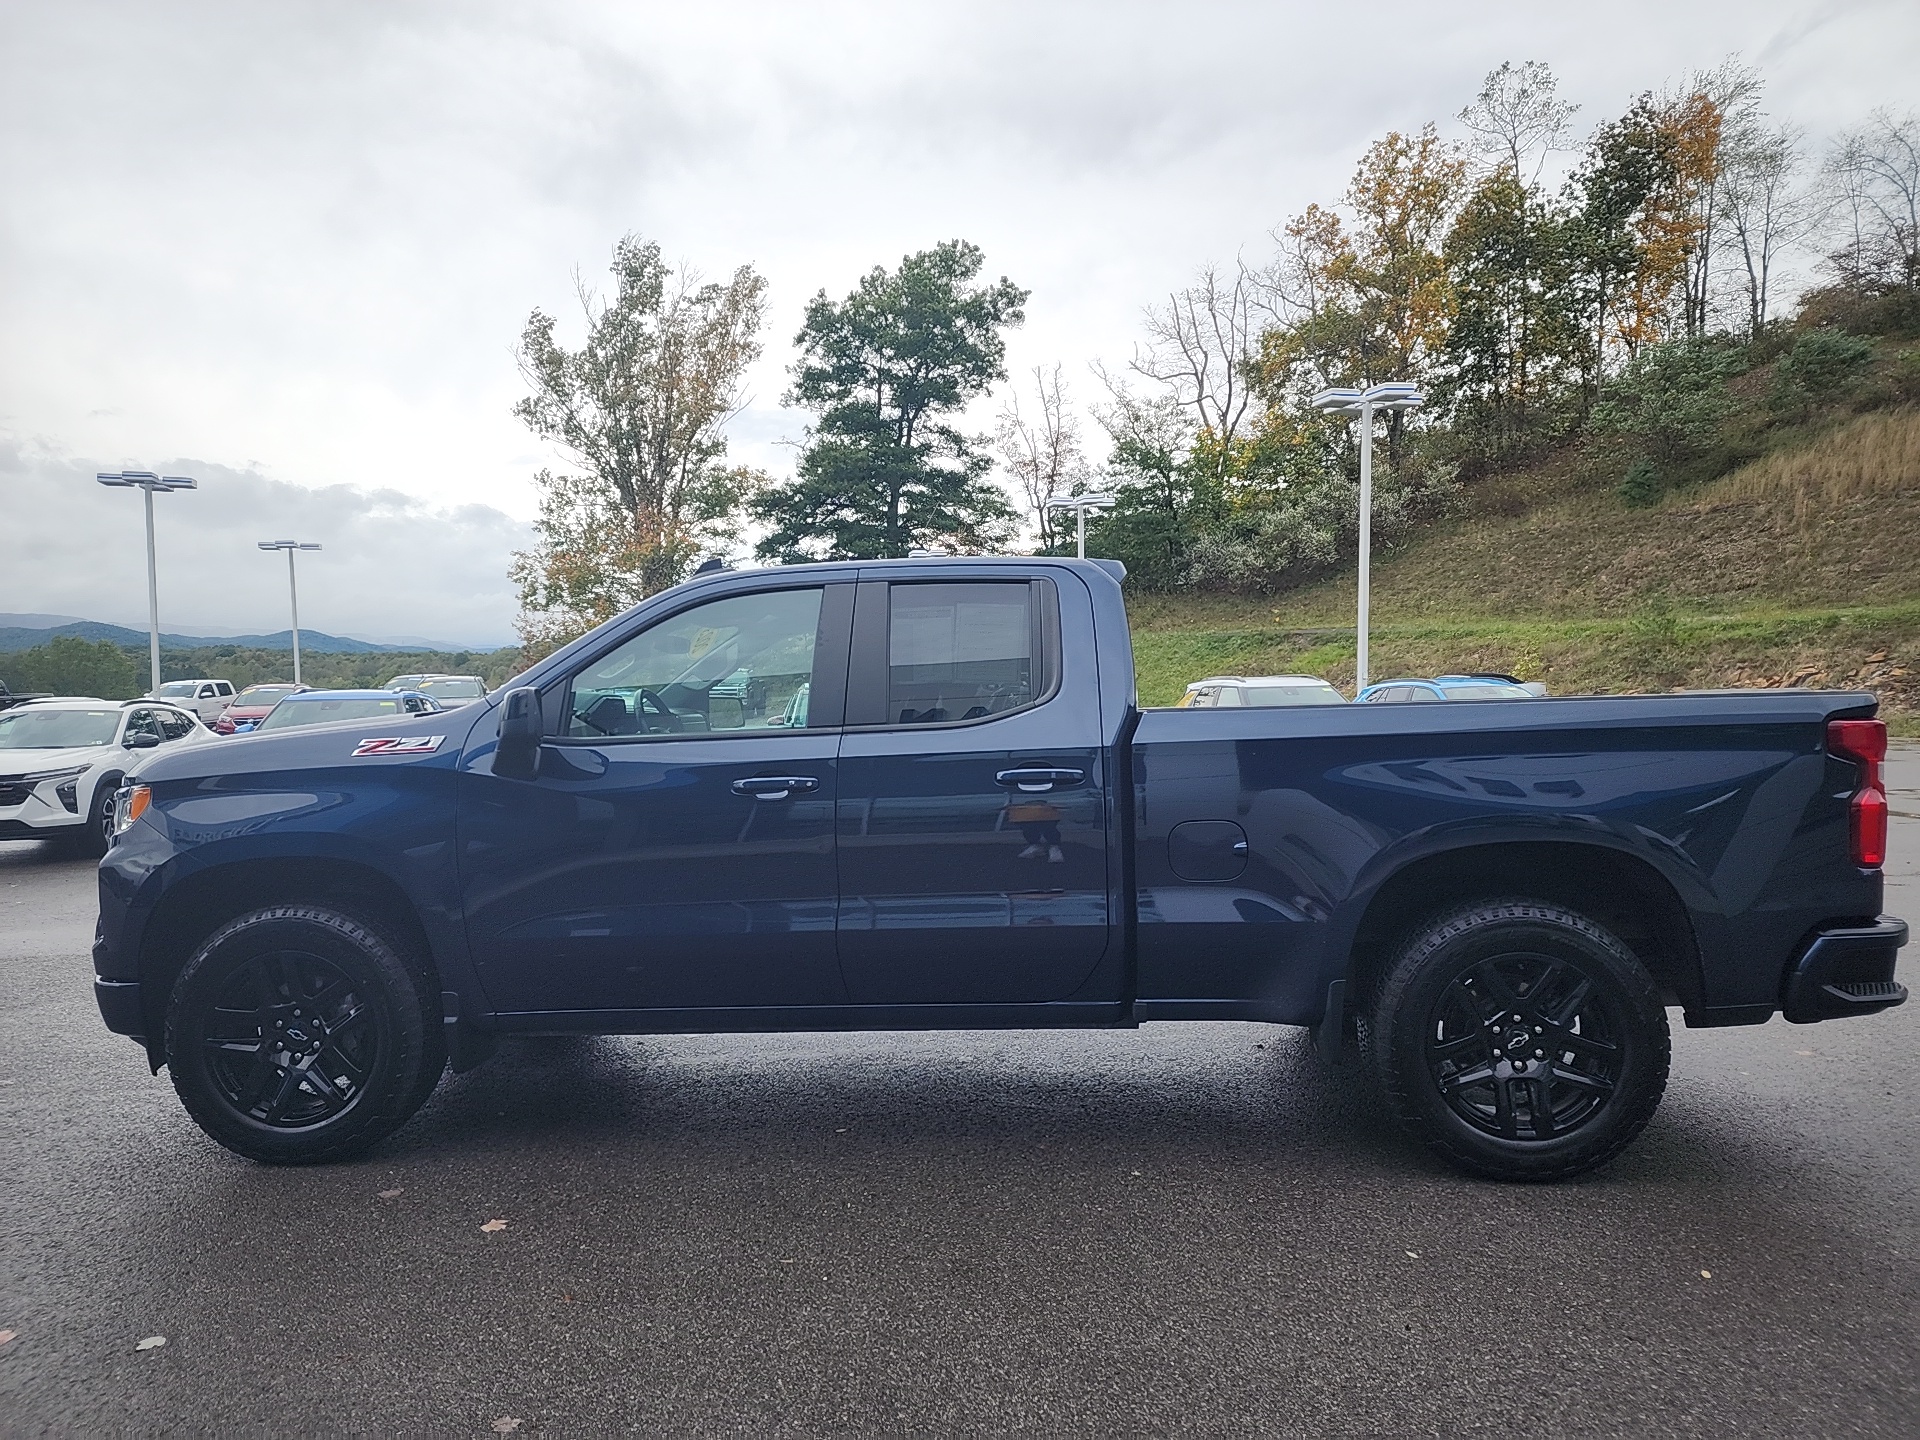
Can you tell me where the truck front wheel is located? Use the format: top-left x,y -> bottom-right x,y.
1364,899 -> 1670,1182
166,905 -> 441,1164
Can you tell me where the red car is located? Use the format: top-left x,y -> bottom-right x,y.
211,683 -> 309,734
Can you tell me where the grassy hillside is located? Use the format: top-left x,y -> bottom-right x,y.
1126,406 -> 1920,730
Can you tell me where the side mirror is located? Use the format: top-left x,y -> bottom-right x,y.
125,732 -> 161,749
492,686 -> 544,779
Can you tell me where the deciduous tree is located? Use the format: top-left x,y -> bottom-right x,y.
512,235 -> 767,654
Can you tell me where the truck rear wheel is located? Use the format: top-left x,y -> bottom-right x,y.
1364,899 -> 1670,1182
166,905 -> 440,1164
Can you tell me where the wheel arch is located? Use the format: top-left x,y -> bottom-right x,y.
1343,840 -> 1704,1016
136,856 -> 441,1060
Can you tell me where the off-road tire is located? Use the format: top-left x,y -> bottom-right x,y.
1364,898 -> 1670,1182
166,905 -> 441,1164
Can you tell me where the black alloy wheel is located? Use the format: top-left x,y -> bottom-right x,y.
1424,952 -> 1623,1142
167,905 -> 442,1163
1364,898 -> 1670,1182
200,948 -> 383,1129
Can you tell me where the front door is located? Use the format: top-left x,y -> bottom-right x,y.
835,577 -> 1113,1005
460,582 -> 853,1015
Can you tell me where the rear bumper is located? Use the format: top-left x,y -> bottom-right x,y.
1782,915 -> 1909,1023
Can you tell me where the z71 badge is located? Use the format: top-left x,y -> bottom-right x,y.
352,735 -> 446,757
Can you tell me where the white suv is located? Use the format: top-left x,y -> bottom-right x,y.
0,698 -> 212,855
151,678 -> 237,723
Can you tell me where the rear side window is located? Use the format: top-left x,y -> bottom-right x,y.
886,582 -> 1046,725
158,708 -> 196,740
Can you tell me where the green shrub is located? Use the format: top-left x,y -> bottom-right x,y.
1617,458 -> 1663,508
1770,329 -> 1875,418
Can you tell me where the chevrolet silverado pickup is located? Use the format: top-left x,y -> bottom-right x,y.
93,557 -> 1907,1180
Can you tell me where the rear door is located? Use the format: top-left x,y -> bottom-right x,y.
834,574 -> 1113,1005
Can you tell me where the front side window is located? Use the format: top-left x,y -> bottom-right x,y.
124,708 -> 165,742
568,587 -> 824,739
887,583 -> 1036,725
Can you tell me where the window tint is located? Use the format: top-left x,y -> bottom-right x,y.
124,708 -> 164,742
1405,685 -> 1441,702
1215,685 -> 1244,707
1441,683 -> 1532,700
887,583 -> 1035,725
569,587 -> 824,739
158,708 -> 196,741
1188,688 -> 1214,708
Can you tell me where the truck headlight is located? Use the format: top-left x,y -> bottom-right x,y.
113,784 -> 151,837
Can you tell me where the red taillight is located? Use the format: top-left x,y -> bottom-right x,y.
1828,718 -> 1889,869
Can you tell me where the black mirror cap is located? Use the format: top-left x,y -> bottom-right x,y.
125,732 -> 162,749
493,686 -> 544,779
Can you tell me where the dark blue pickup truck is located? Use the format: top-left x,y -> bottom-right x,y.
93,558 -> 1907,1180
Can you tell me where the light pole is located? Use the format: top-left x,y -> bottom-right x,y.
96,470 -> 197,694
257,540 -> 322,684
1044,492 -> 1115,559
1308,383 -> 1424,693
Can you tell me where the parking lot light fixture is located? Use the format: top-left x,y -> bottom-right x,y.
1044,492 -> 1116,559
257,540 -> 323,684
1308,384 -> 1425,692
96,470 -> 197,693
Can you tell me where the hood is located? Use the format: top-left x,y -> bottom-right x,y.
135,700 -> 494,785
0,743 -> 116,775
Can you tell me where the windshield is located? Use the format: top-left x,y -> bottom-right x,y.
1243,684 -> 1346,706
418,677 -> 484,699
156,682 -> 198,698
0,708 -> 121,749
1440,683 -> 1534,701
255,696 -> 406,731
234,686 -> 299,705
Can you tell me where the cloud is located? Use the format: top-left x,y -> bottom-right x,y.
0,437 -> 529,647
1,0 -> 1916,548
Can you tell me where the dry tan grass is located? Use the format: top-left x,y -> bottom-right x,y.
1692,408 -> 1920,516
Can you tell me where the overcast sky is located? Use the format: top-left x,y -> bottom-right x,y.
3,0 -> 1916,645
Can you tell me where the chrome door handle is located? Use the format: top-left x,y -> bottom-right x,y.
731,775 -> 820,801
994,767 -> 1086,793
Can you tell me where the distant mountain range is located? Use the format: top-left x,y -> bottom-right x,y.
0,615 -> 510,655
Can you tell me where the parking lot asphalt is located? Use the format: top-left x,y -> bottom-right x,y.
2,754 -> 1917,1436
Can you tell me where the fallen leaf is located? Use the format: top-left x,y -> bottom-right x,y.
480,1219 -> 508,1233
135,1335 -> 166,1351
0,1330 -> 16,1346
1700,1269 -> 1712,1279
379,1188 -> 404,1199
1405,1251 -> 1421,1260
491,1419 -> 522,1434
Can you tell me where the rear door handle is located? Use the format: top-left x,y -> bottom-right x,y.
731,775 -> 820,801
995,767 -> 1087,793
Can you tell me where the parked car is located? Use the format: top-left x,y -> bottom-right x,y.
0,697 -> 209,854
0,681 -> 54,712
151,678 -> 237,724
1177,675 -> 1347,708
94,558 -> 1905,1182
213,683 -> 310,734
411,675 -> 487,707
1357,674 -> 1542,703
250,689 -> 442,733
